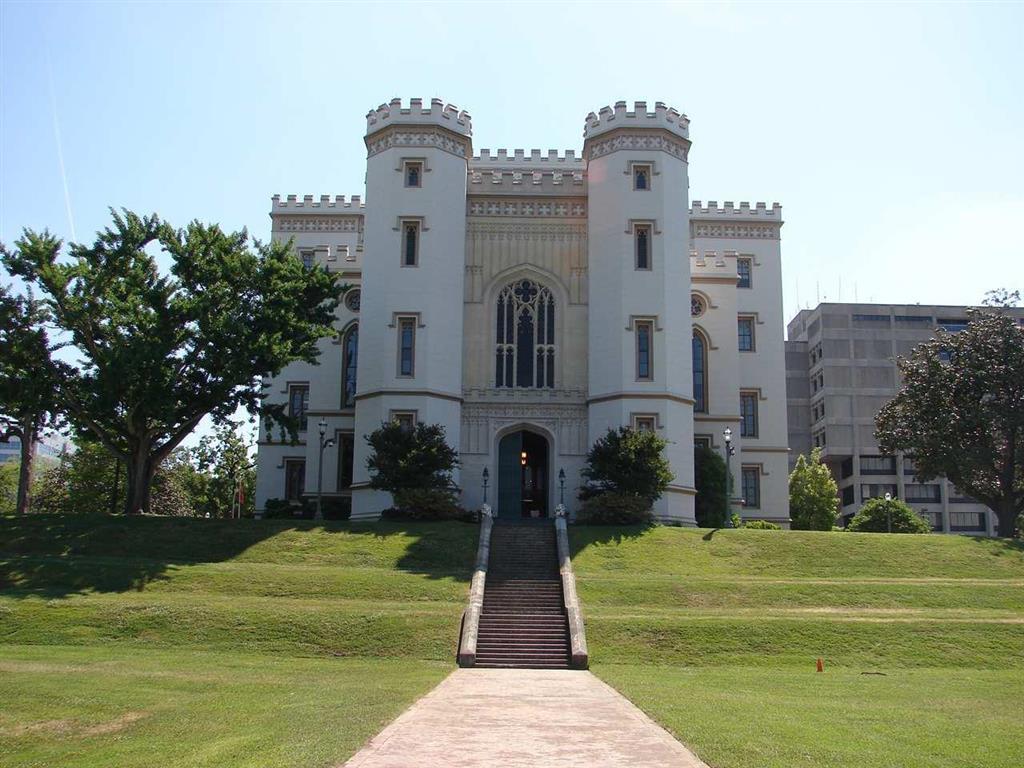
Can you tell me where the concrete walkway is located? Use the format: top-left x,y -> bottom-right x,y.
342,669 -> 708,768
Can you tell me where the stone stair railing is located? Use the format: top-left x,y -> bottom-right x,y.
554,504 -> 589,669
457,504 -> 493,667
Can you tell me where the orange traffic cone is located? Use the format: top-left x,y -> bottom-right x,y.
816,658 -> 824,673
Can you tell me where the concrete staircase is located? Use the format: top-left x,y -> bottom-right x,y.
475,521 -> 571,669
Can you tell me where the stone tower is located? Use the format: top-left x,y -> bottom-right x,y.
351,98 -> 472,518
583,101 -> 696,524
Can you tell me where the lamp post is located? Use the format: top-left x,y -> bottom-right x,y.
723,427 -> 734,528
884,492 -> 892,533
482,467 -> 489,505
316,418 -> 335,521
559,468 -> 566,506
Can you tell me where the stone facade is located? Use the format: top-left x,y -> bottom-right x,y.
786,302 -> 1024,535
255,98 -> 790,526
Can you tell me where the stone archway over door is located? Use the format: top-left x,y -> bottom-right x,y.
497,430 -> 550,518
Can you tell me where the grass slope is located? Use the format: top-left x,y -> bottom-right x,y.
0,515 -> 478,768
570,526 -> 1024,768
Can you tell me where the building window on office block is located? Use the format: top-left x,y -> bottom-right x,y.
337,433 -> 355,490
738,316 -> 756,352
285,459 -> 305,501
390,410 -> 418,432
740,391 -> 758,437
397,317 -> 416,377
861,483 -> 898,502
841,485 -> 855,507
741,466 -> 761,508
635,320 -> 654,380
737,256 -> 753,288
904,483 -> 941,503
860,455 -> 896,475
404,160 -> 423,188
288,384 -> 309,432
401,221 -> 420,267
634,223 -> 652,270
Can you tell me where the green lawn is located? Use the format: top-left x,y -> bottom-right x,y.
569,525 -> 1024,767
0,515 -> 478,768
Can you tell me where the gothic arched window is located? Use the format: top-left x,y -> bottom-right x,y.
495,279 -> 555,388
341,324 -> 358,408
693,330 -> 708,413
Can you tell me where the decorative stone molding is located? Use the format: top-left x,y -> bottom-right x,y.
585,128 -> 690,162
466,221 -> 587,243
467,198 -> 587,218
692,221 -> 781,240
461,397 -> 589,456
273,215 -> 363,234
365,125 -> 471,159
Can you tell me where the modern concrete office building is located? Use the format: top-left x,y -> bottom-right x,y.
786,302 -> 1024,536
255,98 -> 791,525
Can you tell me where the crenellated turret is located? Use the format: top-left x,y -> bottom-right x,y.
583,100 -> 696,525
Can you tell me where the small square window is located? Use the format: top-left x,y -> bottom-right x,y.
633,164 -> 651,191
632,414 -> 657,432
694,436 -> 712,450
401,221 -> 419,267
299,250 -> 315,269
391,410 -> 418,432
738,316 -> 756,352
404,161 -> 423,188
634,224 -> 652,270
737,257 -> 752,289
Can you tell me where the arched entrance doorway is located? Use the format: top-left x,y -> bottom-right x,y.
497,430 -> 550,518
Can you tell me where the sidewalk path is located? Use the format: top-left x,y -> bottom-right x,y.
342,668 -> 708,768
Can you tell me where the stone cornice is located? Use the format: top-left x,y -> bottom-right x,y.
467,197 -> 587,218
466,221 -> 587,242
691,220 -> 781,240
272,215 -> 363,234
583,127 -> 691,162
365,124 -> 472,159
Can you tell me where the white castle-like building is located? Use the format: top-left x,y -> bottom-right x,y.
255,98 -> 790,525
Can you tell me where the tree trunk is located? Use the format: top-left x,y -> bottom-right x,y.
124,443 -> 154,515
16,418 -> 36,515
995,497 -> 1019,539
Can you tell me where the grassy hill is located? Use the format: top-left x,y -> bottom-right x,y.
2,516 -> 1021,768
0,515 -> 478,768
570,526 -> 1024,768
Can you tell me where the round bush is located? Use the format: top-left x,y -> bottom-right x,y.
576,492 -> 653,525
742,519 -> 781,530
382,487 -> 463,521
848,497 -> 931,533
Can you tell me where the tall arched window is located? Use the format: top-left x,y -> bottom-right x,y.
693,330 -> 708,413
495,279 -> 555,388
341,324 -> 358,408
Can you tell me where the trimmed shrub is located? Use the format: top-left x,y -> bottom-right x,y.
742,519 -> 781,530
576,492 -> 653,525
262,497 -> 312,519
848,497 -> 931,534
580,427 -> 671,504
382,487 -> 463,521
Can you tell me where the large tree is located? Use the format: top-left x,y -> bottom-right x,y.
0,285 -> 61,514
580,427 -> 672,505
789,448 -> 839,530
2,210 -> 341,515
875,298 -> 1024,537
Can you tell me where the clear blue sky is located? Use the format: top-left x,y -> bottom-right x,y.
2,1 -> 1022,328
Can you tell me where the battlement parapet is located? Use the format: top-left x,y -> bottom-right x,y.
690,200 -> 782,219
583,100 -> 689,140
366,97 -> 472,137
271,194 -> 366,213
470,149 -> 585,168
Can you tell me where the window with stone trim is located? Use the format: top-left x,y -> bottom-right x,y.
737,257 -> 753,289
495,279 -> 555,389
633,164 -> 652,191
740,391 -> 758,438
692,330 -> 708,413
285,459 -> 305,501
341,324 -> 358,409
738,316 -> 755,352
288,384 -> 309,432
401,221 -> 419,267
636,320 -> 654,380
397,317 -> 416,377
404,160 -> 423,188
337,433 -> 355,490
741,466 -> 761,508
631,414 -> 657,432
390,410 -> 418,432
634,224 -> 652,270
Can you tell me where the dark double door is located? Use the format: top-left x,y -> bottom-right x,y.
497,431 -> 549,518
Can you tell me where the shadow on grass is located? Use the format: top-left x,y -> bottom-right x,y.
0,513 -> 478,599
566,522 -> 653,559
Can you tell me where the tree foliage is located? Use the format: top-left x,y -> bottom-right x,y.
848,496 -> 931,534
580,427 -> 672,504
0,284 -> 61,514
789,448 -> 839,530
366,421 -> 460,509
187,420 -> 255,518
694,445 -> 728,527
1,210 -> 341,514
875,303 -> 1024,537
